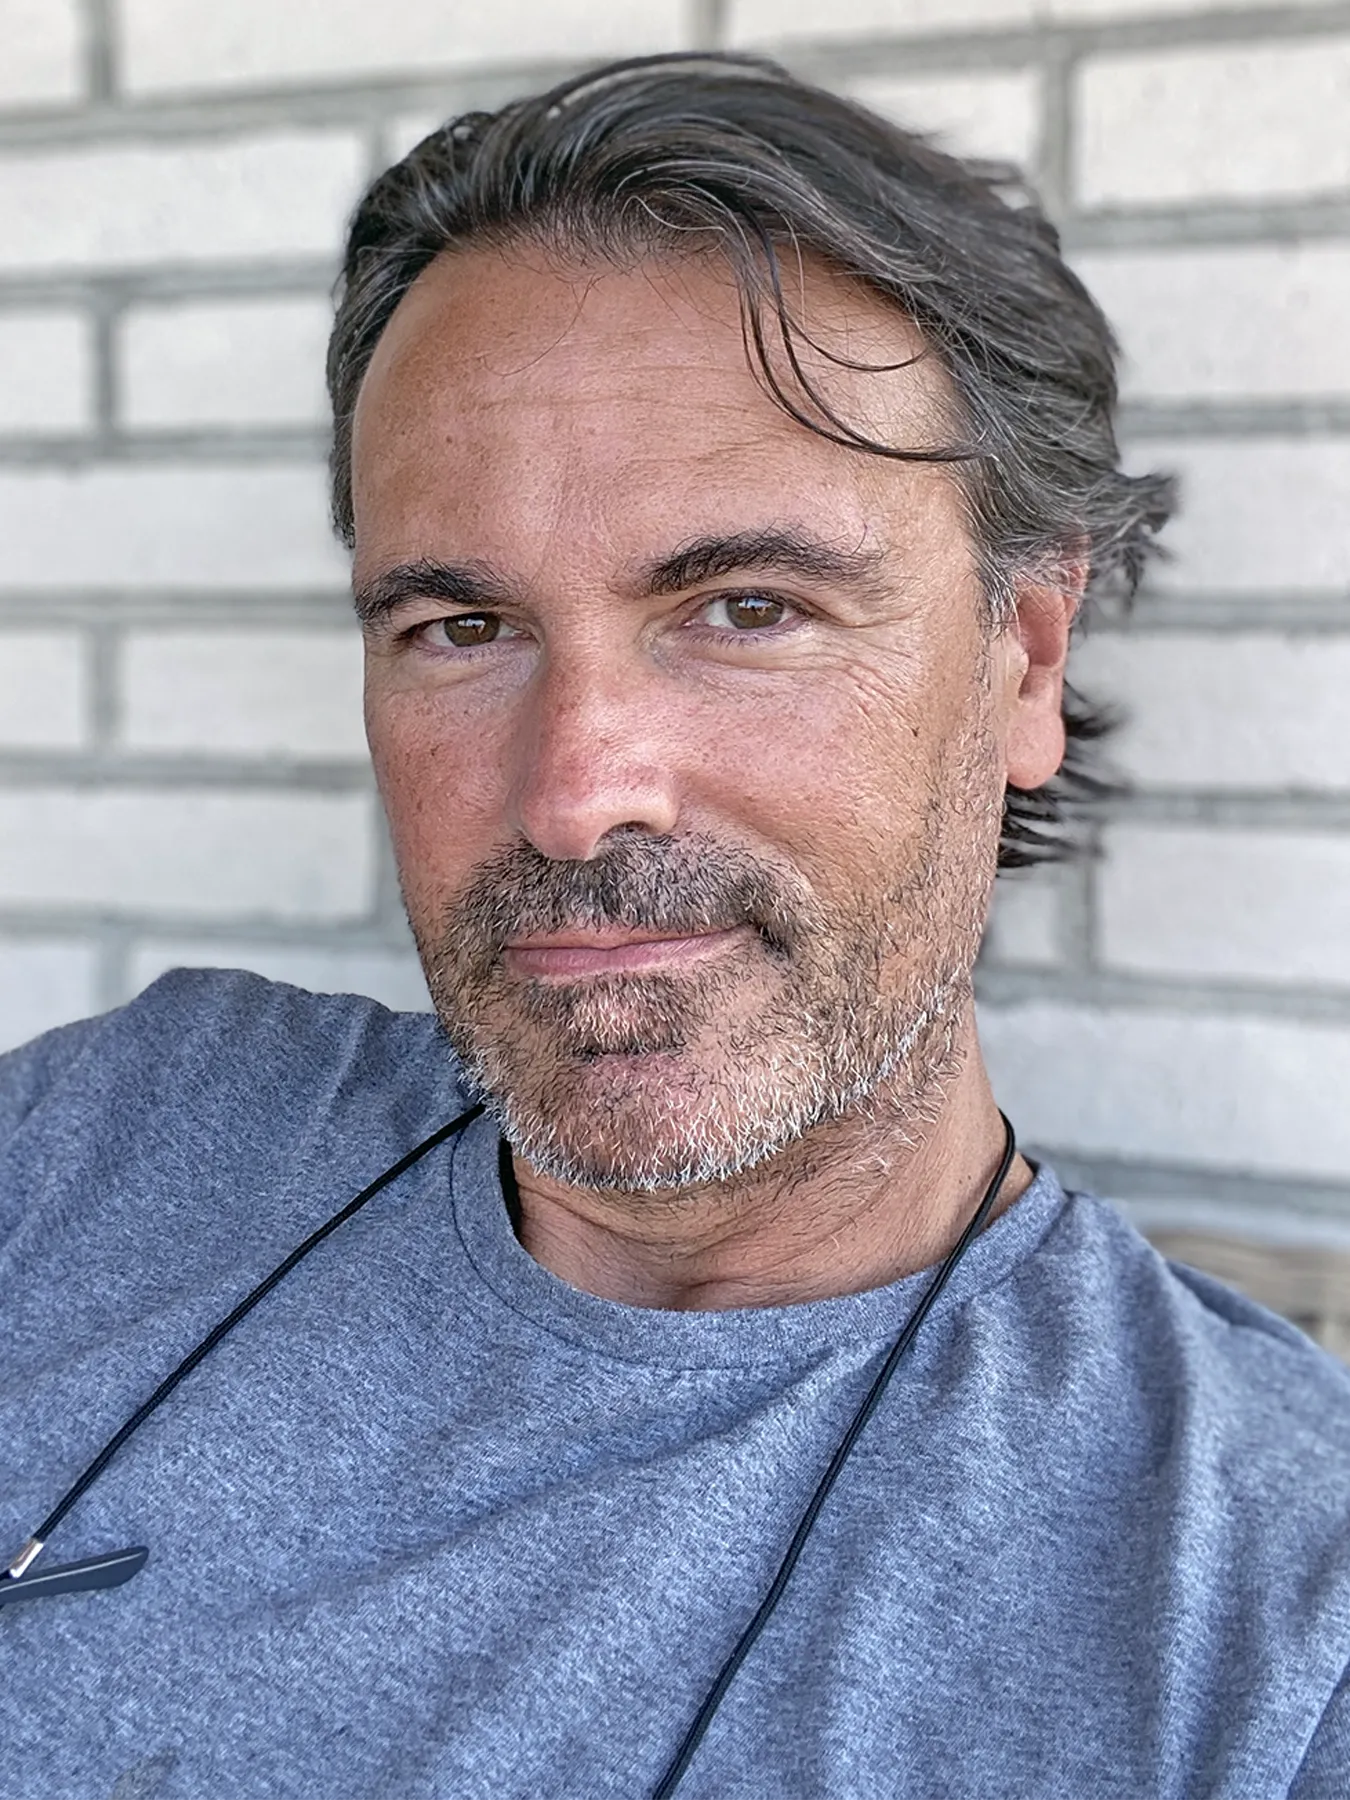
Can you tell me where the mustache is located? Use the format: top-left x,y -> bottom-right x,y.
439,830 -> 812,975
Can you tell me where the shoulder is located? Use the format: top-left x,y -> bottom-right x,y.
0,1009 -> 103,1144
1024,1179 -> 1350,1496
986,1178 -> 1350,1713
1,966 -> 457,1121
0,969 -> 472,1241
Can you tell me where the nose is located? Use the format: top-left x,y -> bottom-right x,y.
507,648 -> 682,862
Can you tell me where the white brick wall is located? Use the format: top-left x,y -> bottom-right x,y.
0,0 -> 84,106
1052,0 -> 1341,14
0,941 -> 99,1053
1070,633 -> 1350,791
1077,39 -> 1350,207
845,70 -> 1041,165
981,1001 -> 1350,1184
1074,246 -> 1350,401
981,866 -> 1062,968
1128,439 -> 1350,595
119,298 -> 332,428
0,132 -> 367,274
0,465 -> 346,588
120,0 -> 688,93
732,0 -> 1037,41
0,789 -> 375,918
120,629 -> 366,757
731,0 -> 1327,43
2,0 -> 1349,1243
0,631 -> 87,749
0,310 -> 92,432
1099,826 -> 1350,986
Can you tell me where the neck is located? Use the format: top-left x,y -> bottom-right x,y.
506,1027 -> 1030,1310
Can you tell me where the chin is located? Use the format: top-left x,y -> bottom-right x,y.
467,1035 -> 849,1195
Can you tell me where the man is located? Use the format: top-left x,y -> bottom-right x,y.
3,52 -> 1348,1799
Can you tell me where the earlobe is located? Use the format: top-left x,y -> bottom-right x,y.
1003,561 -> 1085,792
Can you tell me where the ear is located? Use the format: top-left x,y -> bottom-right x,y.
1000,557 -> 1086,793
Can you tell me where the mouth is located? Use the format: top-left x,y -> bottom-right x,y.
502,924 -> 753,978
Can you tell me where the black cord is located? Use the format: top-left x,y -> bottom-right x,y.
10,1099 -> 1018,1800
650,1113 -> 1018,1800
12,1102 -> 485,1571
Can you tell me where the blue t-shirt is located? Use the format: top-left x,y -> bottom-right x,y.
2,969 -> 1349,1799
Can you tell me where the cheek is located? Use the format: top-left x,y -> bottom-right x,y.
804,650 -> 948,795
807,653 -> 1000,898
719,660 -> 945,888
364,684 -> 506,881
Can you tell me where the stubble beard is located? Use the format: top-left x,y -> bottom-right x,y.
412,718 -> 1002,1199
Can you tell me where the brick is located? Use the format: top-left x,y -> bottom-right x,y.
1098,824 -> 1350,986
1076,40 -> 1350,207
0,0 -> 83,106
0,630 -> 87,748
981,867 -> 1061,968
1055,0 -> 1340,13
1129,438 -> 1350,595
730,0 -> 1321,40
120,0 -> 686,93
731,0 -> 1034,40
120,629 -> 366,758
118,297 -> 332,429
0,131 -> 367,275
845,70 -> 1040,167
979,999 -> 1350,1183
0,790 -> 375,918
0,309 -> 93,432
129,940 -> 430,1012
1075,245 -> 1350,401
0,940 -> 99,1053
0,464 -> 347,589
1070,632 -> 1350,792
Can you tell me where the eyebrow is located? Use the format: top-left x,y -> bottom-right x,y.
353,559 -> 514,627
637,527 -> 888,598
352,526 -> 889,628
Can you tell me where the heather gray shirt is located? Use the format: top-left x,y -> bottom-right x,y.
3,970 -> 1350,1799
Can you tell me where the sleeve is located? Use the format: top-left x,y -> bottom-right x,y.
1288,1662 -> 1350,1798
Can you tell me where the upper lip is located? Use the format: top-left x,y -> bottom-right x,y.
505,926 -> 728,950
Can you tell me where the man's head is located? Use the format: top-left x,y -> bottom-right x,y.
330,55 -> 1172,1195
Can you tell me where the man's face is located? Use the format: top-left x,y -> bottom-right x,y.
352,246 -> 1049,1195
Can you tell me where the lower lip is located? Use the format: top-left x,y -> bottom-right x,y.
504,926 -> 748,978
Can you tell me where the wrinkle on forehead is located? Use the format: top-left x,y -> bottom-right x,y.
356,239 -> 956,454
348,242 -> 976,603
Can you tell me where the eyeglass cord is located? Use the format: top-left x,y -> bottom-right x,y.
6,1104 -> 1016,1800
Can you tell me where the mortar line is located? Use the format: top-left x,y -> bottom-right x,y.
1034,33 -> 1074,219
82,619 -> 121,749
93,923 -> 133,1011
80,0 -> 116,103
689,0 -> 729,52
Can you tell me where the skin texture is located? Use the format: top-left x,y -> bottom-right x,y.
352,244 -> 1078,1310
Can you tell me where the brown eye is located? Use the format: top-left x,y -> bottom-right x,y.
705,594 -> 788,631
429,613 -> 502,648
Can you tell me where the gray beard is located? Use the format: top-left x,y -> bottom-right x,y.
436,932 -> 969,1196
412,789 -> 994,1198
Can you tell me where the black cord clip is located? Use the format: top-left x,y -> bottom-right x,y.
0,1546 -> 148,1608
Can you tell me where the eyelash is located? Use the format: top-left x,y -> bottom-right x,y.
407,592 -> 805,653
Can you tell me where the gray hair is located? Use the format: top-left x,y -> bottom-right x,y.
327,52 -> 1174,866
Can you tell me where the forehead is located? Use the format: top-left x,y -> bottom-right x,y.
349,242 -> 964,571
